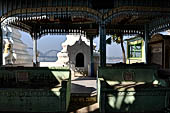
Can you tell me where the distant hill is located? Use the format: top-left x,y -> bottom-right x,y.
38,50 -> 60,62
107,56 -> 123,60
106,56 -> 123,63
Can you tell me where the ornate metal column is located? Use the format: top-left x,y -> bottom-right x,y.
99,22 -> 106,67
33,32 -> 38,67
0,23 -> 2,66
144,24 -> 149,64
90,36 -> 94,77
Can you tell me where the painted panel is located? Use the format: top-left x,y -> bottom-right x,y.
150,43 -> 162,67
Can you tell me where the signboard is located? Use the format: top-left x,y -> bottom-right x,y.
123,71 -> 134,81
17,72 -> 29,82
150,43 -> 162,66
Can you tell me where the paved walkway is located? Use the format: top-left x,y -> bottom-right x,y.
71,76 -> 97,96
68,76 -> 99,113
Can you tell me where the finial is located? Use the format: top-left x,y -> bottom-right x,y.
79,35 -> 82,44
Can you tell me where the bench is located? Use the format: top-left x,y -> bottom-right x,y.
98,64 -> 170,113
0,66 -> 71,113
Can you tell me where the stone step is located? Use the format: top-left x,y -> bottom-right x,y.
68,76 -> 98,113
71,94 -> 97,103
68,95 -> 99,113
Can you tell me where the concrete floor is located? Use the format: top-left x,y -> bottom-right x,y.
71,76 -> 97,96
68,76 -> 99,113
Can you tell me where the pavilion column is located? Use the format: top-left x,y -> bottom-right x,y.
144,24 -> 149,64
0,24 -> 2,66
90,36 -> 94,77
33,32 -> 38,67
99,22 -> 106,67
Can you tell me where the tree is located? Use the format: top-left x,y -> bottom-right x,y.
106,34 -> 126,63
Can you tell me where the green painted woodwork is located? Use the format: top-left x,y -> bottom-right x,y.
0,27 -> 2,66
97,64 -> 170,113
98,64 -> 158,82
128,43 -> 142,58
99,23 -> 106,67
144,24 -> 149,64
126,37 -> 145,64
0,67 -> 71,112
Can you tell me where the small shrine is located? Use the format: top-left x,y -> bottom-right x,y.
56,35 -> 99,76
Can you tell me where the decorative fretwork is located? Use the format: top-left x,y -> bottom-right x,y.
149,17 -> 170,35
1,0 -> 170,38
1,7 -> 102,23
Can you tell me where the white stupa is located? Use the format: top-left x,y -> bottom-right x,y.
2,26 -> 32,65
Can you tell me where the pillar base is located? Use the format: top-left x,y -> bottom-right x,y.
33,62 -> 39,67
90,63 -> 94,77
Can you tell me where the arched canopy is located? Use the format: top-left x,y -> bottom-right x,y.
1,0 -> 170,37
0,0 -> 102,38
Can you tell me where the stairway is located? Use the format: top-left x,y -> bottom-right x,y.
68,77 -> 99,113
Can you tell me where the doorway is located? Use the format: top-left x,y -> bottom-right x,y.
76,53 -> 84,67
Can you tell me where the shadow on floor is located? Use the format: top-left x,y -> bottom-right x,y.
67,101 -> 99,113
68,76 -> 98,113
72,76 -> 97,81
71,83 -> 96,95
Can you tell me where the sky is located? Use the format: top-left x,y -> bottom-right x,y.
20,31 -> 126,57
20,30 -> 170,59
19,30 -> 170,58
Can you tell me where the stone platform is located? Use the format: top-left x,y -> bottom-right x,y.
68,76 -> 99,113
